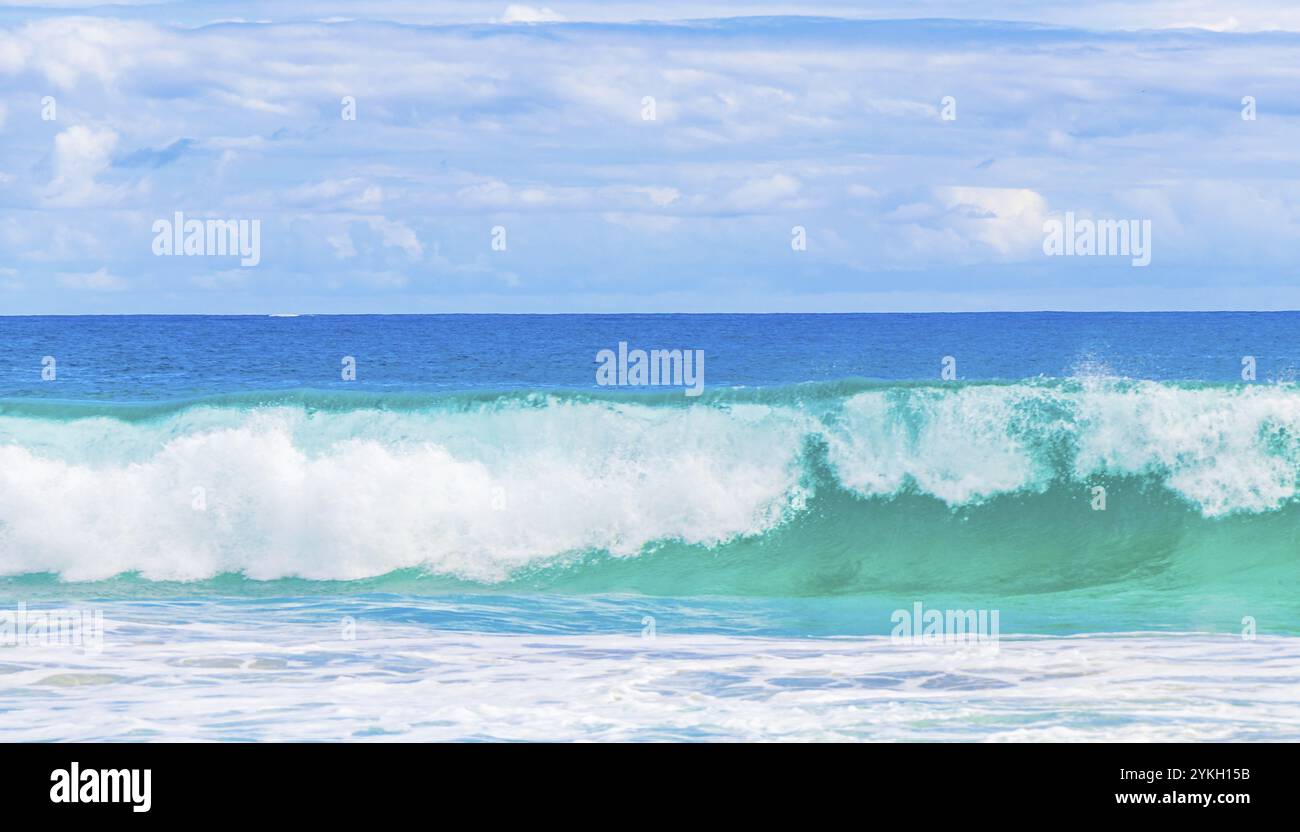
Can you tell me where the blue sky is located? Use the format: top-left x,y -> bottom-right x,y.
2,1 -> 1300,313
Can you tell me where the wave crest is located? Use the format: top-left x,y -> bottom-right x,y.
1,379 -> 1298,581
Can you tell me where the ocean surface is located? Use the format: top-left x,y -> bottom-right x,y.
1,312 -> 1298,741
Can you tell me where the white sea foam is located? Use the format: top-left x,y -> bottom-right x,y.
824,385 -> 1055,504
0,402 -> 810,581
0,601 -> 1296,741
1071,380 -> 1300,515
826,381 -> 1300,514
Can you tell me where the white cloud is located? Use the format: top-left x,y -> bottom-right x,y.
367,217 -> 423,258
6,19 -> 158,89
1,11 -> 1299,312
454,180 -> 578,208
501,5 -> 565,24
327,231 -> 357,259
45,124 -> 119,207
936,187 -> 1049,258
726,174 -> 801,211
634,186 -> 681,207
602,212 -> 681,233
281,179 -> 385,210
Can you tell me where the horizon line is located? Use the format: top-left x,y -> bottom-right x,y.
3,309 -> 1299,317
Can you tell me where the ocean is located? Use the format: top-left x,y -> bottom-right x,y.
1,312 -> 1298,741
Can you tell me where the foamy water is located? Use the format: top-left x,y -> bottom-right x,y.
2,600 -> 1297,742
4,380 -> 1300,583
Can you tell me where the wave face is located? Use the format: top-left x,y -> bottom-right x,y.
1,379 -> 1299,608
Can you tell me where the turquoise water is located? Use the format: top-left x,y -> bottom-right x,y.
1,314 -> 1298,739
2,376 -> 1298,635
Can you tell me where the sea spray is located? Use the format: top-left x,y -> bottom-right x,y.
0,379 -> 1299,592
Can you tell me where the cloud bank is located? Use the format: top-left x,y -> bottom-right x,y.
0,5 -> 1298,312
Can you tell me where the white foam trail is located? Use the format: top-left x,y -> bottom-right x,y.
2,603 -> 1297,741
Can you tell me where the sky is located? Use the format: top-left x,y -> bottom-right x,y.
1,2 -> 1300,313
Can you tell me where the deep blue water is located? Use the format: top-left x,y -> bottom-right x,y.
1,312 -> 1296,400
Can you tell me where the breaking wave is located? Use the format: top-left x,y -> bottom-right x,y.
1,379 -> 1298,595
